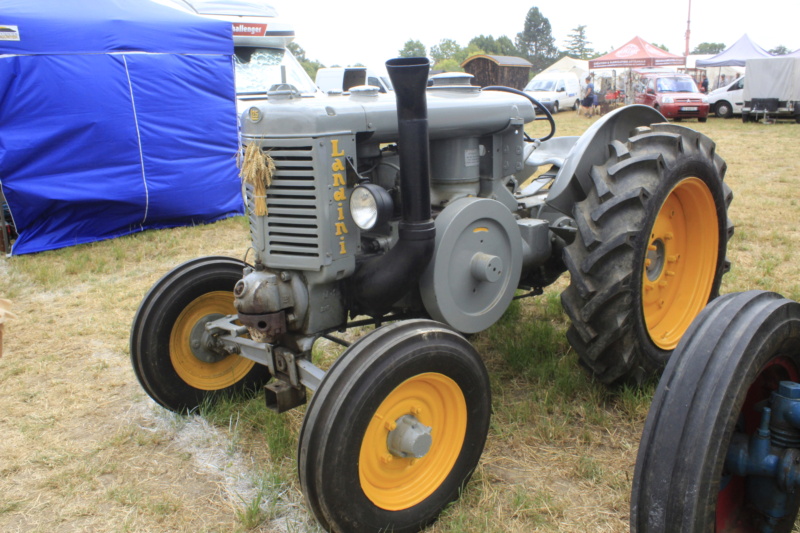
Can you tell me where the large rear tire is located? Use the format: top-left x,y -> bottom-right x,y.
561,123 -> 733,384
130,256 -> 270,412
631,291 -> 800,532
298,320 -> 491,533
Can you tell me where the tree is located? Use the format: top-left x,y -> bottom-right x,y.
430,38 -> 462,64
651,43 -> 670,52
287,42 -> 307,62
496,36 -> 520,57
769,45 -> 790,55
515,7 -> 559,73
469,35 -> 520,57
399,39 -> 426,58
564,25 -> 594,60
454,43 -> 483,64
434,58 -> 463,72
691,42 -> 726,54
288,42 -> 324,80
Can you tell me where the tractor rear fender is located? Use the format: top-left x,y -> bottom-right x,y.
544,105 -> 666,215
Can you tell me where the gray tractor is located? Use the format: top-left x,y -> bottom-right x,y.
131,57 -> 733,532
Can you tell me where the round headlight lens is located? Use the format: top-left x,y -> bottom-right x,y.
350,186 -> 379,230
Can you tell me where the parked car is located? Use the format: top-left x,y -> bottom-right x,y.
523,72 -> 581,113
708,76 -> 745,118
634,73 -> 709,122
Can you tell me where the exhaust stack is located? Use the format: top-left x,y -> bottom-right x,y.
352,57 -> 436,314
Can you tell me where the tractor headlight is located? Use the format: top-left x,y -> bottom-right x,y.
349,184 -> 393,231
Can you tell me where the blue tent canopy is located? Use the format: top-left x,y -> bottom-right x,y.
696,34 -> 773,67
0,0 -> 243,255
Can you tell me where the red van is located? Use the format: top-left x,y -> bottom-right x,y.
635,73 -> 709,122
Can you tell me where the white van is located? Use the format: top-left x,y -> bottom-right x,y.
156,0 -> 321,101
316,67 -> 393,94
708,76 -> 745,118
523,72 -> 581,113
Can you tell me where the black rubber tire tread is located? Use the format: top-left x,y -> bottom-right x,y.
715,100 -> 734,119
298,319 -> 491,533
561,123 -> 733,384
631,290 -> 800,532
130,256 -> 270,413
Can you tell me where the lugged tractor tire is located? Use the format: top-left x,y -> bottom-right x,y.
298,320 -> 491,533
631,291 -> 800,532
130,256 -> 271,413
561,123 -> 734,384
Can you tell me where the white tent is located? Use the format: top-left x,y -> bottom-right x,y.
541,56 -> 589,80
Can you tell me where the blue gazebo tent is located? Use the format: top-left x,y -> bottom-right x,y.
696,34 -> 773,67
0,0 -> 243,255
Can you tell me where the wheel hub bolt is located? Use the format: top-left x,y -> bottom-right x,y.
387,414 -> 433,459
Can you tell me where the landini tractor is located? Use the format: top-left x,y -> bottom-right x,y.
131,57 -> 733,532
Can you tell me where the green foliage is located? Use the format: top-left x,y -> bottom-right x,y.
434,58 -> 464,72
288,41 -> 324,80
468,35 -> 521,57
769,45 -> 790,55
515,7 -> 559,73
399,39 -> 426,58
651,43 -> 670,52
430,38 -> 462,63
564,25 -> 595,60
692,42 -> 726,54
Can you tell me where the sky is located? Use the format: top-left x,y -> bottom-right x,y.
269,0 -> 798,74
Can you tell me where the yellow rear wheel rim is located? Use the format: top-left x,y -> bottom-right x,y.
643,177 -> 719,350
359,372 -> 467,511
169,291 -> 255,390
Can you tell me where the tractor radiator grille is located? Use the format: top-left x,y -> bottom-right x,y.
246,142 -> 324,270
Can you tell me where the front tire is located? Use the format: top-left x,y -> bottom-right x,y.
561,123 -> 733,384
631,291 -> 800,532
298,320 -> 491,533
130,256 -> 270,412
553,101 -> 560,113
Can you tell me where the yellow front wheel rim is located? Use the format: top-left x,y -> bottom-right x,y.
643,177 -> 719,350
359,372 -> 467,511
169,291 -> 255,390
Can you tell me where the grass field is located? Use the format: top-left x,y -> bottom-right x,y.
1,109 -> 799,532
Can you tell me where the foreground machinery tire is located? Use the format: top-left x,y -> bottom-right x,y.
130,256 -> 270,412
631,291 -> 800,532
561,123 -> 733,384
298,320 -> 491,533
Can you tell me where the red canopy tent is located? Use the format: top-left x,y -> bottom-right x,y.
589,36 -> 686,69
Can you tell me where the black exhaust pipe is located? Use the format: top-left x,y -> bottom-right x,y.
353,57 -> 436,314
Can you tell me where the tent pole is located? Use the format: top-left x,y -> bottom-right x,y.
685,0 -> 692,56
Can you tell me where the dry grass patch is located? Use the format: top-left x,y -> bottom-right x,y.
0,111 -> 798,532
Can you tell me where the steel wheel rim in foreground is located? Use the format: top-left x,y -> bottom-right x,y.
169,291 -> 255,390
643,177 -> 719,350
358,372 -> 467,511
